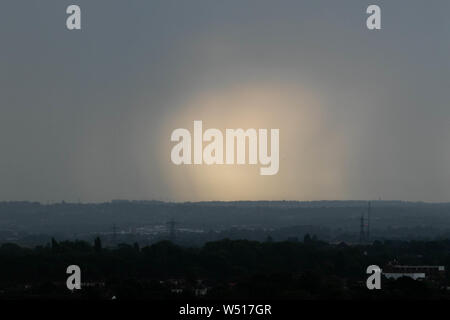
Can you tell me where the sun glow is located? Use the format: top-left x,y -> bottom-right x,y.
157,83 -> 347,201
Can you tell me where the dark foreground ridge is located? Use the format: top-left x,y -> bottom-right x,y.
1,237 -> 449,300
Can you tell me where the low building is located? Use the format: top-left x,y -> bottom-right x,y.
383,272 -> 425,280
383,264 -> 445,281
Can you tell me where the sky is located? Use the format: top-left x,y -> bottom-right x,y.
1,0 -> 450,202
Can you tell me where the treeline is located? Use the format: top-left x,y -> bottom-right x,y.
1,237 -> 450,299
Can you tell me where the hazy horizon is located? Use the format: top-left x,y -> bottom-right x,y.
2,198 -> 449,205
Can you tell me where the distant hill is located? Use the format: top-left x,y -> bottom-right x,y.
1,200 -> 450,236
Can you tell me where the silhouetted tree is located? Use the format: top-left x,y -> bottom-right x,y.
51,238 -> 59,252
94,237 -> 102,253
304,234 -> 311,243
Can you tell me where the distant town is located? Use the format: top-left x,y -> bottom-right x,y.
1,200 -> 450,247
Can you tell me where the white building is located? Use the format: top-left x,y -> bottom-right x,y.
383,272 -> 425,280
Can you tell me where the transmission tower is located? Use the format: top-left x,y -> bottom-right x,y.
359,213 -> 365,244
167,219 -> 176,242
112,224 -> 117,245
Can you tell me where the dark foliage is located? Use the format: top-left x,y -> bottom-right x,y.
0,238 -> 449,299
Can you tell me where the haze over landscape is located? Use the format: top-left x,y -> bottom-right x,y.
3,1 -> 450,306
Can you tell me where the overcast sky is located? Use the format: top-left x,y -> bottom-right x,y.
1,0 -> 450,202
